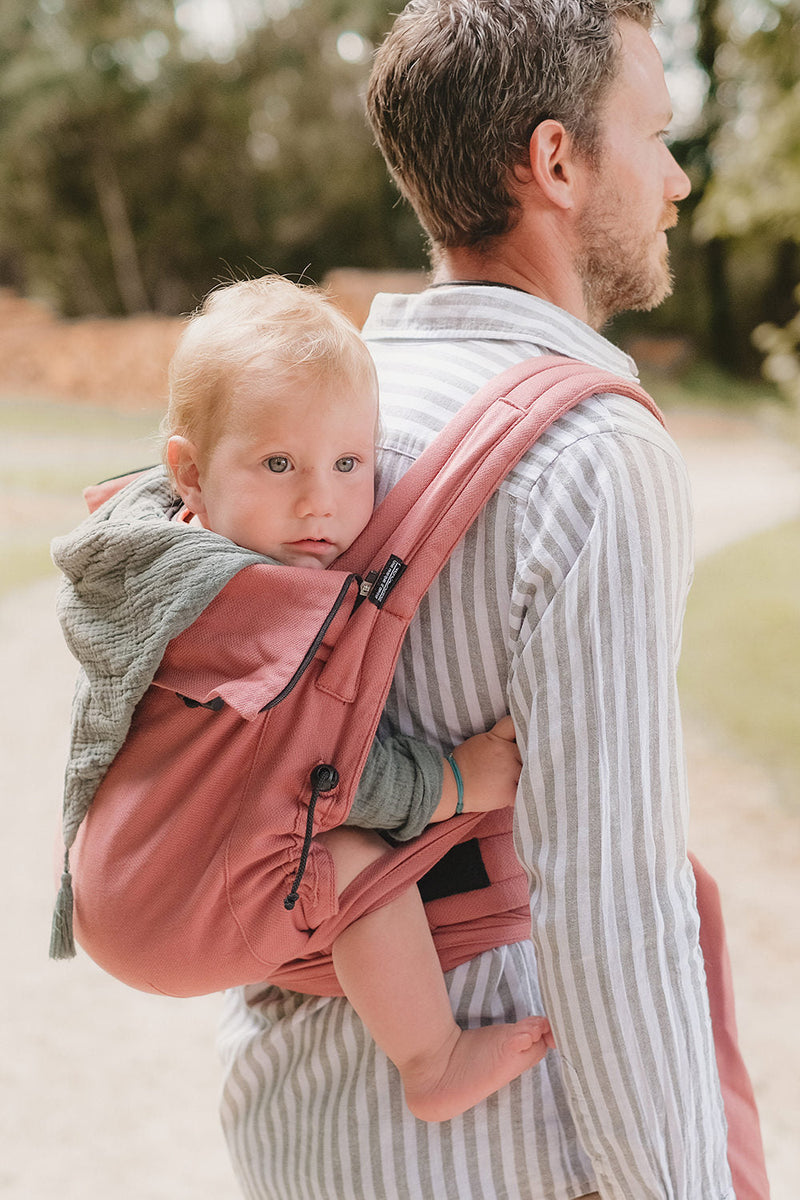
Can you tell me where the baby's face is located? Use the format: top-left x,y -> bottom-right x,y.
196,365 -> 377,569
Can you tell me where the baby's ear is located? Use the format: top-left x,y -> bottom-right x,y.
166,436 -> 206,519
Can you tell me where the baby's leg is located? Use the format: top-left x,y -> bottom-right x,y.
320,826 -> 552,1122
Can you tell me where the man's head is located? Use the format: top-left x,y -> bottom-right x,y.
367,0 -> 656,251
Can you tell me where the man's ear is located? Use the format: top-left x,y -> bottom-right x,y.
514,119 -> 581,210
166,435 -> 207,520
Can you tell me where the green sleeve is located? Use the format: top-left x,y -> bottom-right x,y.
345,734 -> 444,841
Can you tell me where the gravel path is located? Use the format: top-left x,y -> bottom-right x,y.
1,408 -> 798,1199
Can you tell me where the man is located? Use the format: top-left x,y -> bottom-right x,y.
218,3 -> 763,1196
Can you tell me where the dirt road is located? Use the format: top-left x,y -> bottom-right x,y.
1,408 -> 798,1199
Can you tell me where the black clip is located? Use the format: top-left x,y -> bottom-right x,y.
178,693 -> 225,711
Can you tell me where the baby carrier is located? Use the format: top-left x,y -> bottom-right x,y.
51,355 -> 663,996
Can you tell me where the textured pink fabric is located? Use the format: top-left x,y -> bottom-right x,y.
690,853 -> 771,1198
83,470 -> 148,512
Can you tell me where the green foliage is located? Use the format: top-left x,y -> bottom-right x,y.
647,0 -> 800,374
0,0 -> 181,312
639,357 -> 782,411
753,284 -> 800,409
689,1 -> 800,393
2,0 -> 799,361
0,0 -> 420,317
688,0 -> 800,234
679,518 -> 800,803
0,396 -> 160,595
696,91 -> 800,245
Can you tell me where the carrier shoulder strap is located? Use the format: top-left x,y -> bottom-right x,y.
336,354 -> 664,616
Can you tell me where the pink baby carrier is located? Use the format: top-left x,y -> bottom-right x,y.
69,354 -> 640,997
57,353 -> 768,1195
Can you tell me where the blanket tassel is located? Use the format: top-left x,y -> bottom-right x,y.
49,851 -> 77,960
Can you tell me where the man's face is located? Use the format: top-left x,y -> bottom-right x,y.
575,19 -> 691,329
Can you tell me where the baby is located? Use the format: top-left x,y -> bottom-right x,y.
164,275 -> 552,1121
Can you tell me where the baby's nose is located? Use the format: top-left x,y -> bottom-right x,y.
295,475 -> 333,518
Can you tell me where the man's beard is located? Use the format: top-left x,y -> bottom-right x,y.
577,200 -> 679,329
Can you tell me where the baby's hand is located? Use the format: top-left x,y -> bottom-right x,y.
432,716 -> 521,822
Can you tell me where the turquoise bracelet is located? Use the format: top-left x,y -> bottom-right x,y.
446,753 -> 464,816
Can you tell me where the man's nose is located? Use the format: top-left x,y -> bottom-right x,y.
665,147 -> 691,203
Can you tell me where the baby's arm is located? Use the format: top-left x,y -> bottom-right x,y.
346,716 -> 520,841
346,733 -> 443,842
429,716 -> 520,823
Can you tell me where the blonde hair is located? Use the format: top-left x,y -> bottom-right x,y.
162,275 -> 377,470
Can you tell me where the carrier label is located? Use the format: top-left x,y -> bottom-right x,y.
368,555 -> 407,608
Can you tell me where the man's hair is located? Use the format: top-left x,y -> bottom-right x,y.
366,0 -> 655,249
162,275 -> 376,466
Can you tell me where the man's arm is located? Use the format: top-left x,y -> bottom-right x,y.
508,425 -> 733,1198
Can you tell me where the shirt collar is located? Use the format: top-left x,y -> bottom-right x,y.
362,283 -> 639,380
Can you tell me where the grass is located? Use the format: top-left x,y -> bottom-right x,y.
0,397 -> 161,439
1,543 -> 60,593
679,518 -> 800,804
0,396 -> 161,597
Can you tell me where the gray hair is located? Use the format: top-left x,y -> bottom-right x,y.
367,0 -> 655,249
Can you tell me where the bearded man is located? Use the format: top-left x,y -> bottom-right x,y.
218,4 -> 768,1197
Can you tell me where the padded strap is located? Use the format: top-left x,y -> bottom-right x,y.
337,354 -> 663,609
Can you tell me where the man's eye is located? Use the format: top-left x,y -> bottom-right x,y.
266,456 -> 290,473
335,456 -> 356,473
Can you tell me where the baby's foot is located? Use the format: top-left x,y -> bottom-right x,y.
399,1016 -> 552,1123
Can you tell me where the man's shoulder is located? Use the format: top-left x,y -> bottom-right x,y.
366,294 -> 684,504
378,381 -> 682,508
500,387 -> 683,511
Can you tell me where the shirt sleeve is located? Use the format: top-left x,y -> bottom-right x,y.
346,732 -> 444,841
508,426 -> 733,1198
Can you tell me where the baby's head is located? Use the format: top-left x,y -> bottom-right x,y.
164,275 -> 379,569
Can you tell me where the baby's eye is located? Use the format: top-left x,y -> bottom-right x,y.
265,456 -> 290,473
335,456 -> 356,473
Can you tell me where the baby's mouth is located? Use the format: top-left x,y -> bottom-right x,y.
288,537 -> 333,551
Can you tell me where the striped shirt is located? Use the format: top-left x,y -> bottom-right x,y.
217,285 -> 732,1199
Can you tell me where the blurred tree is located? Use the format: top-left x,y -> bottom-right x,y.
0,0 -> 180,313
691,0 -> 735,365
695,0 -> 800,247
0,0 -> 422,317
689,0 -> 800,378
752,286 -> 800,409
3,0 -> 797,347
